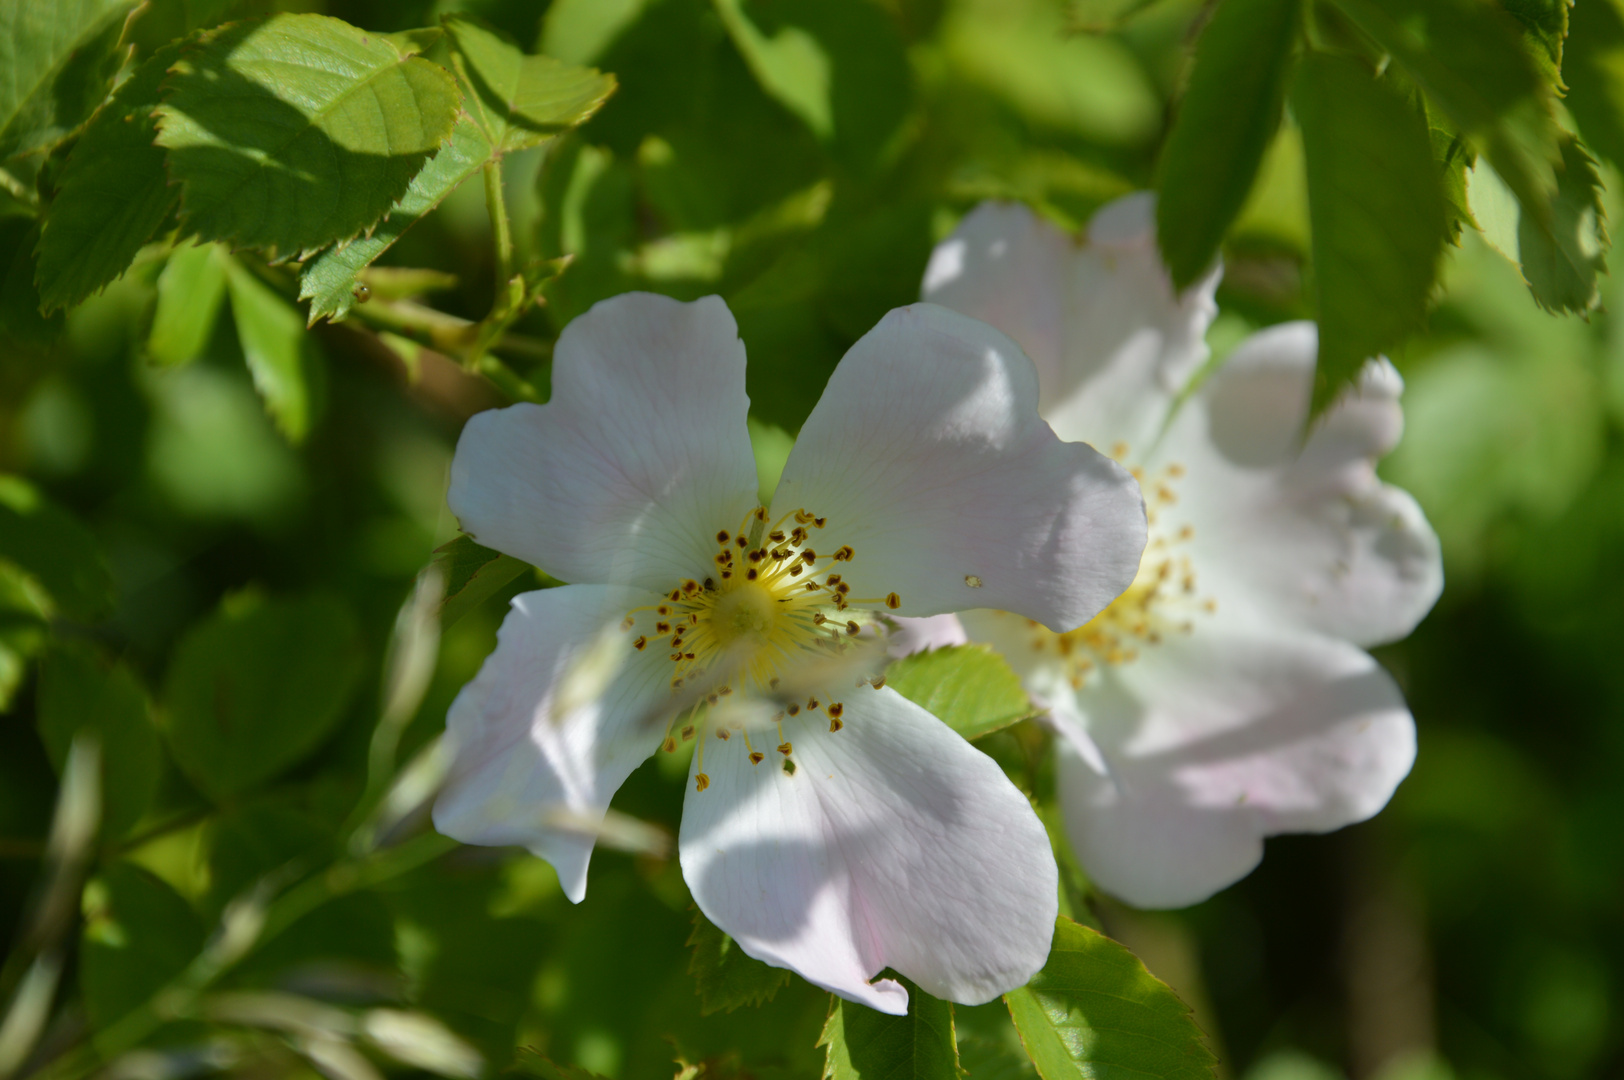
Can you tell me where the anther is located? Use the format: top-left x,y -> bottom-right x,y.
716,530 -> 730,544
833,546 -> 854,561
777,742 -> 793,756
620,615 -> 634,631
749,752 -> 765,765
681,725 -> 695,740
695,773 -> 710,792
789,564 -> 803,576
813,517 -> 826,528
826,574 -> 842,585
717,728 -> 731,740
736,536 -> 748,548
885,592 -> 900,609
656,622 -> 671,634
827,702 -> 844,718
787,704 -> 800,716
662,736 -> 677,753
801,550 -> 816,564
657,605 -> 670,616
633,636 -> 647,650
845,621 -> 860,636
746,568 -> 759,580
807,696 -> 820,710
770,530 -> 786,543
813,613 -> 827,625
769,677 -> 781,690
868,676 -> 885,689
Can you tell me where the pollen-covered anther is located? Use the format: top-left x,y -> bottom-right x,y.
829,717 -> 843,732
777,742 -> 793,756
681,724 -> 695,741
833,545 -> 854,561
633,636 -> 647,651
885,592 -> 900,609
716,728 -> 730,741
827,702 -> 844,719
695,773 -> 710,792
620,615 -> 634,631
662,735 -> 677,754
749,751 -> 765,765
845,621 -> 860,636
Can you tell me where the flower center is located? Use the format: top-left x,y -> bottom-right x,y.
1012,460 -> 1214,689
621,505 -> 902,791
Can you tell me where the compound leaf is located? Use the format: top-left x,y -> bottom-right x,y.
885,644 -> 1034,742
819,976 -> 959,1080
687,907 -> 791,1015
155,13 -> 460,257
0,0 -> 138,161
35,43 -> 182,313
444,16 -> 616,154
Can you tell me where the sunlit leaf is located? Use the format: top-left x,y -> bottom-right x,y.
1329,0 -> 1560,222
224,255 -> 315,441
35,43 -> 182,313
885,644 -> 1034,742
432,534 -> 529,628
686,907 -> 791,1016
148,242 -> 229,367
299,117 -> 491,325
1293,53 -> 1447,412
1155,0 -> 1300,288
162,593 -> 362,802
444,16 -> 616,155
155,13 -> 461,257
0,0 -> 138,161
819,977 -> 959,1080
36,643 -> 161,840
80,862 -> 206,1031
1004,917 -> 1216,1080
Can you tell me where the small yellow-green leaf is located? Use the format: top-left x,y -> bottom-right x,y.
432,534 -> 529,628
444,15 -> 616,155
885,644 -> 1034,741
1005,917 -> 1216,1080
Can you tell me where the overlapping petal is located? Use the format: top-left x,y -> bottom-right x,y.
433,585 -> 672,903
772,302 -> 1146,633
922,194 -> 1221,454
447,292 -> 760,592
678,686 -> 1058,1013
1156,323 -> 1444,647
995,611 -> 1416,909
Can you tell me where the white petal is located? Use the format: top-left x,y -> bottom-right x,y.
433,585 -> 673,903
772,303 -> 1146,632
1156,323 -> 1444,647
447,293 -> 760,591
678,686 -> 1058,1013
884,614 -> 968,659
1047,625 -> 1415,909
922,195 -> 1220,454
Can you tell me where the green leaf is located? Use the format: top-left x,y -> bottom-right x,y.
1155,0 -> 1300,288
155,13 -> 461,257
711,0 -> 911,170
0,474 -> 113,619
885,644 -> 1034,741
1004,917 -> 1216,1080
1293,52 -> 1448,412
0,0 -> 138,161
1328,0 -> 1560,222
35,43 -> 182,313
224,255 -> 315,441
819,977 -> 960,1080
1499,0 -> 1567,86
299,116 -> 491,325
148,242 -> 229,366
0,216 -> 61,345
80,862 -> 206,1032
0,565 -> 49,710
686,906 -> 791,1015
36,643 -> 161,840
432,534 -> 529,628
444,16 -> 617,155
1564,0 -> 1624,171
1467,135 -> 1608,314
511,1050 -> 613,1080
161,593 -> 362,802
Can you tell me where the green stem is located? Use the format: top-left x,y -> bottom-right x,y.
483,159 -> 514,288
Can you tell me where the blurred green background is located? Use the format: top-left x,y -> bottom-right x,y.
2,0 -> 1621,1078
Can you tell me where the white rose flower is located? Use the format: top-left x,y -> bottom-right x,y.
432,291 -> 1147,1011
918,195 -> 1444,909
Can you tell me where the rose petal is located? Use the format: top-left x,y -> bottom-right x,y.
447,293 -> 760,591
1017,617 -> 1415,909
772,302 -> 1145,632
922,195 -> 1220,455
433,585 -> 673,902
885,614 -> 969,659
678,685 -> 1058,1013
1156,322 -> 1444,646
